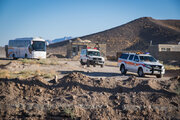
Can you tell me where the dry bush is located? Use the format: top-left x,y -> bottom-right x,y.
175,84 -> 180,95
164,64 -> 180,70
17,71 -> 34,79
20,59 -> 37,64
105,61 -> 117,67
43,70 -> 56,79
0,70 -> 10,78
19,58 -> 59,65
34,69 -> 56,79
0,69 -> 56,79
18,70 -> 56,79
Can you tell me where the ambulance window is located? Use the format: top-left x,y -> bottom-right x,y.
128,55 -> 134,60
134,56 -> 139,62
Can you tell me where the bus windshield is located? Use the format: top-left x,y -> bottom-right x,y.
87,51 -> 100,56
139,56 -> 157,62
32,41 -> 46,51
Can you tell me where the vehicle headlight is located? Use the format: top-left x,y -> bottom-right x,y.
102,57 -> 105,61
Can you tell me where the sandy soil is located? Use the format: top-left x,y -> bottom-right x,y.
0,58 -> 179,119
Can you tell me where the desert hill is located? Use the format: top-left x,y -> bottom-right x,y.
48,17 -> 180,56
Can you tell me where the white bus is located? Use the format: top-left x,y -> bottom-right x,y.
7,37 -> 46,59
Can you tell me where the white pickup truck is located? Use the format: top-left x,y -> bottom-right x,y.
80,48 -> 105,67
118,52 -> 165,78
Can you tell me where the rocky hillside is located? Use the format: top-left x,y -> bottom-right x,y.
48,17 -> 180,56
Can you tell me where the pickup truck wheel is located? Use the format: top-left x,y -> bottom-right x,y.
138,68 -> 144,77
87,60 -> 90,67
156,74 -> 163,78
120,65 -> 126,75
100,64 -> 104,68
93,63 -> 96,67
80,59 -> 85,65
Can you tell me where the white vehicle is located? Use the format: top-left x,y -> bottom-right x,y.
118,52 -> 165,78
7,37 -> 46,59
80,48 -> 105,67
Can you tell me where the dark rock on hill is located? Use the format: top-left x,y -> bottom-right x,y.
48,17 -> 180,56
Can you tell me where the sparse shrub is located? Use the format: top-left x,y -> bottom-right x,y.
39,59 -> 47,65
0,70 -> 10,78
18,70 -> 34,79
20,59 -> 37,64
35,69 -> 42,76
49,61 -> 58,65
105,61 -> 117,66
19,58 -> 59,65
63,107 -> 75,119
43,73 -> 54,79
174,84 -> 180,95
0,70 -> 57,79
164,64 -> 180,70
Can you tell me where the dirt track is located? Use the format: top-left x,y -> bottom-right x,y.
0,58 -> 176,80
0,58 -> 180,119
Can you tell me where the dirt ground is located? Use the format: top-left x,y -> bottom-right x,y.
0,58 -> 180,119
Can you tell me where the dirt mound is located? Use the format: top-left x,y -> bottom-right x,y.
0,72 -> 180,119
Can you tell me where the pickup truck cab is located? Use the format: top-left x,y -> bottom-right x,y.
118,52 -> 165,78
80,48 -> 105,67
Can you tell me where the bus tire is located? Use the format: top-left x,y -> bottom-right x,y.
25,54 -> 28,58
12,54 -> 16,60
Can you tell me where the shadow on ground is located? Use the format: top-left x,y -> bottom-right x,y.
58,70 -> 127,77
58,70 -> 154,78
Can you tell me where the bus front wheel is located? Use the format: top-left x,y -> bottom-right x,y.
12,54 -> 16,60
25,54 -> 28,58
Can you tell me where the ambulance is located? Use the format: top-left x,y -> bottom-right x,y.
80,48 -> 105,67
118,52 -> 165,78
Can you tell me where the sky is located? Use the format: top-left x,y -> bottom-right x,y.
0,0 -> 180,46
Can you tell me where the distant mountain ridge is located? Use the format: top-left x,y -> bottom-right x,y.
48,17 -> 180,56
47,36 -> 73,44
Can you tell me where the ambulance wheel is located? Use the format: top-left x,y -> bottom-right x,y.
80,59 -> 85,65
156,74 -> 163,78
138,68 -> 144,77
120,65 -> 126,75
